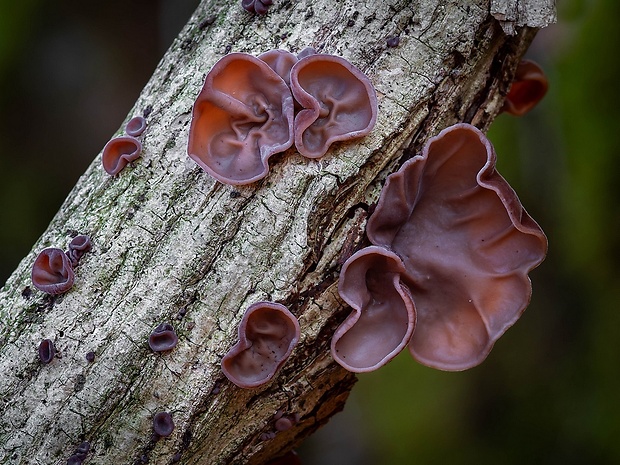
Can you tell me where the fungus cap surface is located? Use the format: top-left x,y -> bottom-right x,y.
502,59 -> 548,116
38,338 -> 55,364
148,323 -> 178,352
125,116 -> 147,137
101,136 -> 142,175
221,301 -> 300,388
334,246 -> 416,372
187,53 -> 294,185
290,54 -> 377,158
31,248 -> 75,295
152,412 -> 174,437
366,123 -> 547,370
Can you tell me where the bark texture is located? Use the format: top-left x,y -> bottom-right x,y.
0,1 -> 555,464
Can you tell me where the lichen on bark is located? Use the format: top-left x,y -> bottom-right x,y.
0,0 -> 554,464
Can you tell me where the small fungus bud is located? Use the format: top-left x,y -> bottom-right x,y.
102,136 -> 142,176
39,339 -> 56,364
85,351 -> 95,363
153,411 -> 175,437
125,116 -> 147,137
241,0 -> 273,15
148,323 -> 178,352
67,235 -> 92,267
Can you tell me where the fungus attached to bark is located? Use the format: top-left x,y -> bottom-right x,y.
259,49 -> 299,86
290,53 -> 377,158
67,235 -> 92,267
101,136 -> 142,176
125,116 -> 147,137
31,248 -> 75,295
241,0 -> 273,15
187,53 -> 294,185
38,338 -> 56,364
153,412 -> 175,437
66,441 -> 90,465
148,323 -> 178,352
502,59 -> 548,116
361,123 -> 547,371
333,246 -> 416,372
221,302 -> 300,388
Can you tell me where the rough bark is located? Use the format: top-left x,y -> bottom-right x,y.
0,1 -> 555,464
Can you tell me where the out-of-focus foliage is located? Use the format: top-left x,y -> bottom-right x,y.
1,1 -> 619,464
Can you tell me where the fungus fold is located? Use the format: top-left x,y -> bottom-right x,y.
290,53 -> 377,158
333,246 -> 416,372
67,234 -> 92,267
336,123 -> 547,372
31,247 -> 75,295
187,53 -> 294,185
221,301 -> 300,388
102,135 -> 142,175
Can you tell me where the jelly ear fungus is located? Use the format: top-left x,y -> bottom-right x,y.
221,302 -> 300,388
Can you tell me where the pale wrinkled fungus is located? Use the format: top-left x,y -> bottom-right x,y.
31,248 -> 75,295
333,246 -> 416,372
348,123 -> 548,371
221,301 -> 300,388
102,135 -> 142,175
502,59 -> 549,116
125,116 -> 147,137
187,53 -> 294,185
290,53 -> 377,158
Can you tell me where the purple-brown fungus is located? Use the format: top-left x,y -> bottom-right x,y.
38,338 -> 56,364
67,234 -> 92,267
102,135 -> 142,175
153,411 -> 174,437
66,441 -> 90,465
358,123 -> 547,371
242,0 -> 273,15
502,59 -> 548,116
333,246 -> 416,372
221,302 -> 300,388
125,116 -> 147,137
258,49 -> 299,86
148,323 -> 178,352
31,248 -> 75,295
187,53 -> 294,185
290,54 -> 377,158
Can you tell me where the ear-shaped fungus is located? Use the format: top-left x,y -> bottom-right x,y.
38,338 -> 56,364
148,323 -> 178,352
502,59 -> 548,116
365,123 -> 547,370
152,412 -> 174,437
187,53 -> 295,185
102,136 -> 142,175
259,49 -> 299,86
31,248 -> 75,295
125,116 -> 147,137
221,302 -> 300,388
67,234 -> 92,267
290,54 -> 377,158
333,246 -> 416,372
241,0 -> 273,15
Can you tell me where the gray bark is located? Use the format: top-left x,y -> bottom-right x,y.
0,0 -> 555,464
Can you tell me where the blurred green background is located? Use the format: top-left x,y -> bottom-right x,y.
1,1 -> 618,464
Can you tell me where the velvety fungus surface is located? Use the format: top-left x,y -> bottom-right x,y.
153,412 -> 174,437
502,59 -> 549,116
363,123 -> 547,371
31,248 -> 75,295
290,54 -> 377,158
101,135 -> 142,175
221,302 -> 300,388
333,246 -> 416,372
38,338 -> 55,364
187,53 -> 294,185
148,323 -> 178,352
125,116 -> 147,137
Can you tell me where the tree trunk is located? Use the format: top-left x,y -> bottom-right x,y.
0,1 -> 555,464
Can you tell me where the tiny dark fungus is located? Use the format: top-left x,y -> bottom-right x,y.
502,59 -> 548,116
102,136 -> 142,175
334,246 -> 416,372
242,0 -> 273,15
85,351 -> 95,363
67,235 -> 92,267
386,36 -> 400,47
31,248 -> 75,295
149,323 -> 178,352
39,338 -> 56,364
221,302 -> 300,388
125,116 -> 147,137
187,53 -> 294,185
153,411 -> 175,437
364,123 -> 547,370
290,54 -> 377,158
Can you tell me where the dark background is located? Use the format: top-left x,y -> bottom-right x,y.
1,1 -> 618,464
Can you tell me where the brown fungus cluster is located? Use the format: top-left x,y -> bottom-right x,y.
187,49 -> 377,185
